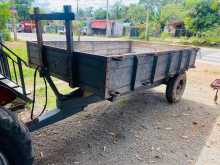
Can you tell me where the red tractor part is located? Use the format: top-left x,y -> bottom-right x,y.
0,85 -> 16,106
211,79 -> 220,104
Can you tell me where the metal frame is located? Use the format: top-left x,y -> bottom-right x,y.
26,5 -> 103,132
0,38 -> 28,101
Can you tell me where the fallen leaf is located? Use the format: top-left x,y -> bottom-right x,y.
192,121 -> 198,125
181,135 -> 188,139
156,147 -> 161,151
154,155 -> 161,159
40,152 -> 44,158
108,132 -> 116,136
135,155 -> 143,161
183,113 -> 191,116
103,146 -> 107,152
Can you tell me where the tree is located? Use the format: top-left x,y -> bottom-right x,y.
110,1 -> 127,20
184,0 -> 220,33
127,4 -> 147,24
160,3 -> 186,28
84,7 -> 94,18
139,0 -> 184,15
94,8 -> 106,19
0,2 -> 11,30
15,0 -> 34,20
78,8 -> 85,18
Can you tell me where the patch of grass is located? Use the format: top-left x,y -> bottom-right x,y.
4,41 -> 71,110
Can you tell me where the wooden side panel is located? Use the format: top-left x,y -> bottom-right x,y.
154,54 -> 169,82
180,50 -> 188,70
169,52 -> 179,75
76,52 -> 107,98
107,54 -> 154,95
189,49 -> 197,67
134,55 -> 154,87
27,42 -> 41,67
108,56 -> 134,92
45,47 -> 72,81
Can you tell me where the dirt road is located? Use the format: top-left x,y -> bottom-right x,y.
31,62 -> 220,165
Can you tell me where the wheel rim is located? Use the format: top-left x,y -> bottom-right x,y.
0,152 -> 9,165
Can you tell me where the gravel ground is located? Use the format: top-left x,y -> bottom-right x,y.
31,62 -> 220,165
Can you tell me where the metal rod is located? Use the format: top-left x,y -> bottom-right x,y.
2,54 -> 11,79
17,59 -> 26,96
12,61 -> 18,83
0,42 -> 27,65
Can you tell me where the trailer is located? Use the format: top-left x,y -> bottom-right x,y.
0,6 -> 199,165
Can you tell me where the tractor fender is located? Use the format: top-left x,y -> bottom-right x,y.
0,84 -> 16,106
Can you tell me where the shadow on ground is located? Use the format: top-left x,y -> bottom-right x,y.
32,89 -> 220,165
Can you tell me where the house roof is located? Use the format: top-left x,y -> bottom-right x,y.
91,20 -> 113,29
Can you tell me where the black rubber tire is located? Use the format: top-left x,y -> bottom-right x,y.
166,73 -> 187,103
0,106 -> 34,165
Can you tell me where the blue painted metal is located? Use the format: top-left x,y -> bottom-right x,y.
0,38 -> 30,102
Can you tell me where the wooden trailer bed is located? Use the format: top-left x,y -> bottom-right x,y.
27,41 -> 199,99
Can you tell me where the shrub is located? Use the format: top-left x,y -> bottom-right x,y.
160,32 -> 172,39
191,37 -> 207,45
1,29 -> 11,41
139,31 -> 145,39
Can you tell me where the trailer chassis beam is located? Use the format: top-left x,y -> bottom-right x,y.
26,94 -> 101,132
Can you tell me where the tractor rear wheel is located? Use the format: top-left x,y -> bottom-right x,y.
0,106 -> 34,165
166,73 -> 187,103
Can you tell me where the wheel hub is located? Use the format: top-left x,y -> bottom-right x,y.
0,152 -> 9,165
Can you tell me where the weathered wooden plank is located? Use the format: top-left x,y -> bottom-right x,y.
30,13 -> 75,20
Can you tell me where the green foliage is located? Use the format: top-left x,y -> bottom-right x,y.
160,3 -> 186,28
110,1 -> 127,20
2,29 -> 12,41
84,7 -> 94,17
94,8 -> 107,19
127,4 -> 147,24
15,0 -> 34,20
184,0 -> 202,9
139,31 -> 145,39
160,32 -> 172,39
184,0 -> 220,33
0,2 -> 12,30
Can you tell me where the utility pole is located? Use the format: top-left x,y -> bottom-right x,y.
145,9 -> 150,41
76,0 -> 79,16
76,0 -> 81,41
106,0 -> 109,37
11,1 -> 17,41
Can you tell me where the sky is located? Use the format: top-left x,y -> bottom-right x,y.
33,0 -> 139,12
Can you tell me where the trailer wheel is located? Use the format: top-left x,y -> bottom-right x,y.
0,106 -> 34,165
166,73 -> 186,103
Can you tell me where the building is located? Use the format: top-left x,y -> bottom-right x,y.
164,21 -> 185,37
89,20 -> 124,37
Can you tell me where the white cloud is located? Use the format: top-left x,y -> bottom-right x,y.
34,0 -> 139,12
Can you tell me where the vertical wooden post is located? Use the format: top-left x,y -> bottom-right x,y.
64,6 -> 76,87
145,9 -> 150,41
34,7 -> 44,67
34,8 -> 43,43
64,5 -> 74,53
